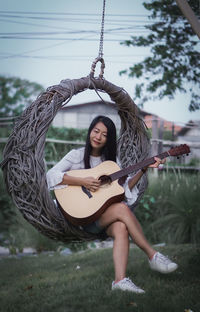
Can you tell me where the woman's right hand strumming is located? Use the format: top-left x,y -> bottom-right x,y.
82,177 -> 101,192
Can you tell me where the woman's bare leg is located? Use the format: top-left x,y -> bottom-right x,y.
106,221 -> 129,282
99,202 -> 156,259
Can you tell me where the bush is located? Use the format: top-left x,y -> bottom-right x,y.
135,172 -> 200,244
188,157 -> 200,167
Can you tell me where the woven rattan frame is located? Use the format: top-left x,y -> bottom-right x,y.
1,75 -> 150,242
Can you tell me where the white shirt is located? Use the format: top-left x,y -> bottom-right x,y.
46,147 -> 139,206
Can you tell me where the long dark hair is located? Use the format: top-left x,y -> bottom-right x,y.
84,115 -> 117,168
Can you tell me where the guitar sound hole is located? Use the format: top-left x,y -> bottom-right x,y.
99,175 -> 112,186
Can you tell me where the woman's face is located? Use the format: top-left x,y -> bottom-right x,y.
90,121 -> 107,154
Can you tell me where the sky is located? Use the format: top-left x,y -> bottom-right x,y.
0,0 -> 200,126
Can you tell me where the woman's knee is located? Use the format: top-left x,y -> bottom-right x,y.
108,221 -> 129,239
112,202 -> 131,219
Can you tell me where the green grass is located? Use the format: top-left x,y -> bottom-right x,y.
0,244 -> 199,312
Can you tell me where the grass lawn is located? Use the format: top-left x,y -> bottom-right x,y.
0,244 -> 199,312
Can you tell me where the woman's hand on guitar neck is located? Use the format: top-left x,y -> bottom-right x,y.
149,157 -> 166,168
141,157 -> 166,174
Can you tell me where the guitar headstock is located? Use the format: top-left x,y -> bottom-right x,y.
168,144 -> 190,157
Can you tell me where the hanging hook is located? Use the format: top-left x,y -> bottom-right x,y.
89,57 -> 105,79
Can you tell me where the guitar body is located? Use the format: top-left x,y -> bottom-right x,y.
54,161 -> 125,226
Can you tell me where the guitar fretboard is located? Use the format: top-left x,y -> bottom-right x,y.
109,151 -> 169,182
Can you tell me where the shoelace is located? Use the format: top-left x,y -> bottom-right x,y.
123,278 -> 139,289
156,253 -> 171,264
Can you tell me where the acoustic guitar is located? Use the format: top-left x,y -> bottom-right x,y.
54,144 -> 190,226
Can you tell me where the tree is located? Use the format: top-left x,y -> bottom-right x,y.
0,76 -> 44,117
120,0 -> 200,111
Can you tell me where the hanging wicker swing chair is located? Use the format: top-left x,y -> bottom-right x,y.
1,1 -> 150,243
1,57 -> 150,243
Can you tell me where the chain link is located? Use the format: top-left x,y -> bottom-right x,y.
98,0 -> 106,58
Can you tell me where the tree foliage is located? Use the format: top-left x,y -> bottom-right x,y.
0,76 -> 44,117
120,0 -> 200,111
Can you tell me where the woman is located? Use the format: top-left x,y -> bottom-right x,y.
47,115 -> 178,293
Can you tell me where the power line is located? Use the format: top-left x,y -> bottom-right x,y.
0,24 -> 149,36
0,10 -> 195,18
0,36 -> 139,41
0,10 -> 151,17
0,24 -> 150,41
0,29 -> 105,60
0,15 -> 155,34
0,52 -> 149,62
0,9 -> 195,62
0,13 -> 154,23
0,17 -> 74,31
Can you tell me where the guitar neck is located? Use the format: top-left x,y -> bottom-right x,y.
110,151 -> 169,182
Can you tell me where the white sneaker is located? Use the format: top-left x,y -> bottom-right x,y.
112,277 -> 145,294
149,252 -> 178,273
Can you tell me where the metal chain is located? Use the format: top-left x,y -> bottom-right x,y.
89,0 -> 106,78
98,0 -> 106,58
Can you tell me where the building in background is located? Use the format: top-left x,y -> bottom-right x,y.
143,114 -> 182,136
52,100 -> 181,134
52,101 -> 121,130
176,120 -> 200,161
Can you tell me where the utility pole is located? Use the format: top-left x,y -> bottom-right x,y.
175,0 -> 200,39
158,119 -> 164,154
152,117 -> 159,177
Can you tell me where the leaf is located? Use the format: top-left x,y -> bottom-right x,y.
150,197 -> 155,203
143,203 -> 149,210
